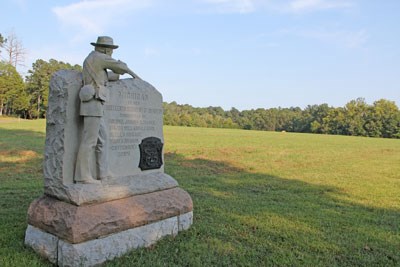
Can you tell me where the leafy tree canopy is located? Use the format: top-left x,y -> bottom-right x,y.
0,61 -> 24,115
25,59 -> 82,118
163,99 -> 400,139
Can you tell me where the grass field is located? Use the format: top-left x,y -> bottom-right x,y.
0,119 -> 399,266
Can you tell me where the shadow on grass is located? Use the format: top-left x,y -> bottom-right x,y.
1,127 -> 399,266
157,152 -> 400,266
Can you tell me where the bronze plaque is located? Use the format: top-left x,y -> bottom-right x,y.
138,137 -> 163,170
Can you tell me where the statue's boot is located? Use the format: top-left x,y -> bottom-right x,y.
77,177 -> 101,185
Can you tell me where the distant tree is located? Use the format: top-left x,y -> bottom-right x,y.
251,108 -> 266,130
341,98 -> 369,136
263,108 -> 278,131
286,107 -> 303,132
299,104 -> 332,133
10,86 -> 30,118
207,106 -> 225,117
0,33 -> 6,56
320,108 -> 339,135
227,107 -> 240,121
162,99 -> 399,139
276,108 -> 289,131
1,31 -> 26,69
0,62 -> 24,115
239,110 -> 254,130
367,99 -> 400,138
25,59 -> 82,118
191,112 -> 208,128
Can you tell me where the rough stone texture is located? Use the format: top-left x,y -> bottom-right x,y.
45,70 -> 82,187
45,70 -> 170,205
104,77 -> 164,177
27,69 -> 194,266
28,187 -> 192,244
24,225 -> 58,264
45,171 -> 178,206
25,211 -> 192,267
178,211 -> 193,231
58,217 -> 179,267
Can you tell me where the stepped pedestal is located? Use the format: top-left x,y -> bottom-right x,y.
25,71 -> 193,266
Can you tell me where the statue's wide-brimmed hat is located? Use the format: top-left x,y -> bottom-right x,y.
90,36 -> 119,49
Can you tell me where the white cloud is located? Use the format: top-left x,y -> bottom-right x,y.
144,47 -> 160,57
52,0 -> 153,42
287,0 -> 354,13
200,0 -> 354,14
12,0 -> 28,11
308,29 -> 368,49
343,29 -> 368,48
283,27 -> 368,49
203,0 -> 256,13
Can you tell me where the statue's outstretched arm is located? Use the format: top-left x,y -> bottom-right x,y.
127,68 -> 142,80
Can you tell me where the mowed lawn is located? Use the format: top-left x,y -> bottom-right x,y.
0,119 -> 399,266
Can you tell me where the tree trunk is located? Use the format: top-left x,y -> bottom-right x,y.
37,95 -> 41,118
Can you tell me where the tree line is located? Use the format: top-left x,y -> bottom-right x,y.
0,59 -> 81,119
1,32 -> 399,138
163,99 -> 400,138
1,32 -> 81,119
1,57 -> 399,138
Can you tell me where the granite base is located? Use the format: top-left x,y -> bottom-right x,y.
24,187 -> 193,266
25,212 -> 193,266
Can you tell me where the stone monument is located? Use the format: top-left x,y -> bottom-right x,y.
24,36 -> 193,266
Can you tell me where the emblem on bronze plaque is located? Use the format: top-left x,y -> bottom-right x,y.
138,137 -> 163,170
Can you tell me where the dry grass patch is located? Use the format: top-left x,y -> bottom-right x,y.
0,150 -> 39,163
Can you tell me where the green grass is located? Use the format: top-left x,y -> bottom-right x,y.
0,120 -> 399,266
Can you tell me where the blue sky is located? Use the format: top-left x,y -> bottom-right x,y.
1,0 -> 400,110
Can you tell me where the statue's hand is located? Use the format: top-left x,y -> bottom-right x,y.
128,70 -> 142,80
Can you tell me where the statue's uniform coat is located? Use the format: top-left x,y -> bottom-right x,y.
80,51 -> 131,116
75,50 -> 132,182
